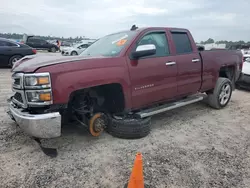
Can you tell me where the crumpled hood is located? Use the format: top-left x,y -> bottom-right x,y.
12,55 -> 103,72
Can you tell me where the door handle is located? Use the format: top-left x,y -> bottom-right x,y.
165,62 -> 176,66
192,58 -> 200,63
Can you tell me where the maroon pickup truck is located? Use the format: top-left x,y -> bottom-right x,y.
8,27 -> 243,139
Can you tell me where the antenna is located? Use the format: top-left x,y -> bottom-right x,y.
130,25 -> 138,31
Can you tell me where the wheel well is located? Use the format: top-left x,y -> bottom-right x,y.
219,66 -> 235,81
69,83 -> 125,114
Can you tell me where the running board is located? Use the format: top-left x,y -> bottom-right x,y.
136,93 -> 207,118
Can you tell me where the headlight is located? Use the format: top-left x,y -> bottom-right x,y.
24,73 -> 51,89
26,90 -> 52,104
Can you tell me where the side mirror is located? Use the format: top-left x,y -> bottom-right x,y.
197,46 -> 204,51
246,57 -> 250,62
132,44 -> 156,59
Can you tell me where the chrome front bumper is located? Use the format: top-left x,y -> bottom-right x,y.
7,101 -> 61,139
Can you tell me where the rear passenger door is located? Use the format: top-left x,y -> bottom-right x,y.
170,31 -> 201,96
128,30 -> 178,109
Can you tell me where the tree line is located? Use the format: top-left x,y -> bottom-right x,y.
199,38 -> 250,48
0,33 -> 94,43
1,33 -> 250,48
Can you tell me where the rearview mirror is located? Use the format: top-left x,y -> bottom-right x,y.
132,44 -> 156,59
246,57 -> 250,62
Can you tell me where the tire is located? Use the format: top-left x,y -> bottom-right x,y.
206,77 -> 233,109
50,47 -> 57,53
106,115 -> 151,139
71,51 -> 78,56
9,55 -> 22,67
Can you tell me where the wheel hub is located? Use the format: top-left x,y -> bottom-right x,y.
89,113 -> 106,137
93,118 -> 105,132
219,83 -> 231,105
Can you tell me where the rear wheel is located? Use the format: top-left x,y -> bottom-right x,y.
206,77 -> 233,109
9,55 -> 22,67
71,51 -> 78,56
50,47 -> 57,53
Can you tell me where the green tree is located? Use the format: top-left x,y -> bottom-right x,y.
204,38 -> 214,44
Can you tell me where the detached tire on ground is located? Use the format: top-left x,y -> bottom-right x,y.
107,116 -> 151,139
206,77 -> 233,109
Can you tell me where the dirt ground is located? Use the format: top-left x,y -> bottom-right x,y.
0,66 -> 250,188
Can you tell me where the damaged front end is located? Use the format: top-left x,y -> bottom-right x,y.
7,72 -> 61,139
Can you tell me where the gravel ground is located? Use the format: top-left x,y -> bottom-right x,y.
0,63 -> 250,187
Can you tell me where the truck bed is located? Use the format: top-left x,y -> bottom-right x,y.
199,49 -> 242,92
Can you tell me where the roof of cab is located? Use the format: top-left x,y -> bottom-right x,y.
106,27 -> 189,37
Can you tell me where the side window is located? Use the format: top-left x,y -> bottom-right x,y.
28,38 -> 34,42
0,41 -> 7,46
79,44 -> 89,49
36,39 -> 45,43
29,38 -> 43,43
171,32 -> 193,54
6,42 -> 18,47
78,45 -> 83,49
137,32 -> 170,57
0,41 -> 16,47
28,38 -> 36,43
83,44 -> 89,48
40,39 -> 47,44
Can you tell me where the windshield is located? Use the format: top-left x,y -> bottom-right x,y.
80,31 -> 137,57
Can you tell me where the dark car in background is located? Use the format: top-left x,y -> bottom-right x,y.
0,38 -> 36,67
22,34 -> 59,52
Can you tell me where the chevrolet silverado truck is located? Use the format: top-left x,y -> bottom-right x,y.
7,27 -> 243,139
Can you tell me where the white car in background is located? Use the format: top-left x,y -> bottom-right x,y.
61,42 -> 92,56
237,54 -> 250,89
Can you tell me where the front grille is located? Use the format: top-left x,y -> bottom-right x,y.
13,92 -> 23,103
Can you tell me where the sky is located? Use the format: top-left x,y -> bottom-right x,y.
0,0 -> 249,42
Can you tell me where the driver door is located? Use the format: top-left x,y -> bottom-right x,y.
127,30 -> 178,109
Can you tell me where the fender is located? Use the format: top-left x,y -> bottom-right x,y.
36,57 -> 133,109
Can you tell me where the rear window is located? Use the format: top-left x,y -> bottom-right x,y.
0,40 -> 18,47
6,42 -> 18,47
0,41 -> 6,46
171,32 -> 193,54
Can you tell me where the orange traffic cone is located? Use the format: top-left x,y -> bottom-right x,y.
126,153 -> 145,188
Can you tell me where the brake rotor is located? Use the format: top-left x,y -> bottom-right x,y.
89,113 -> 106,137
